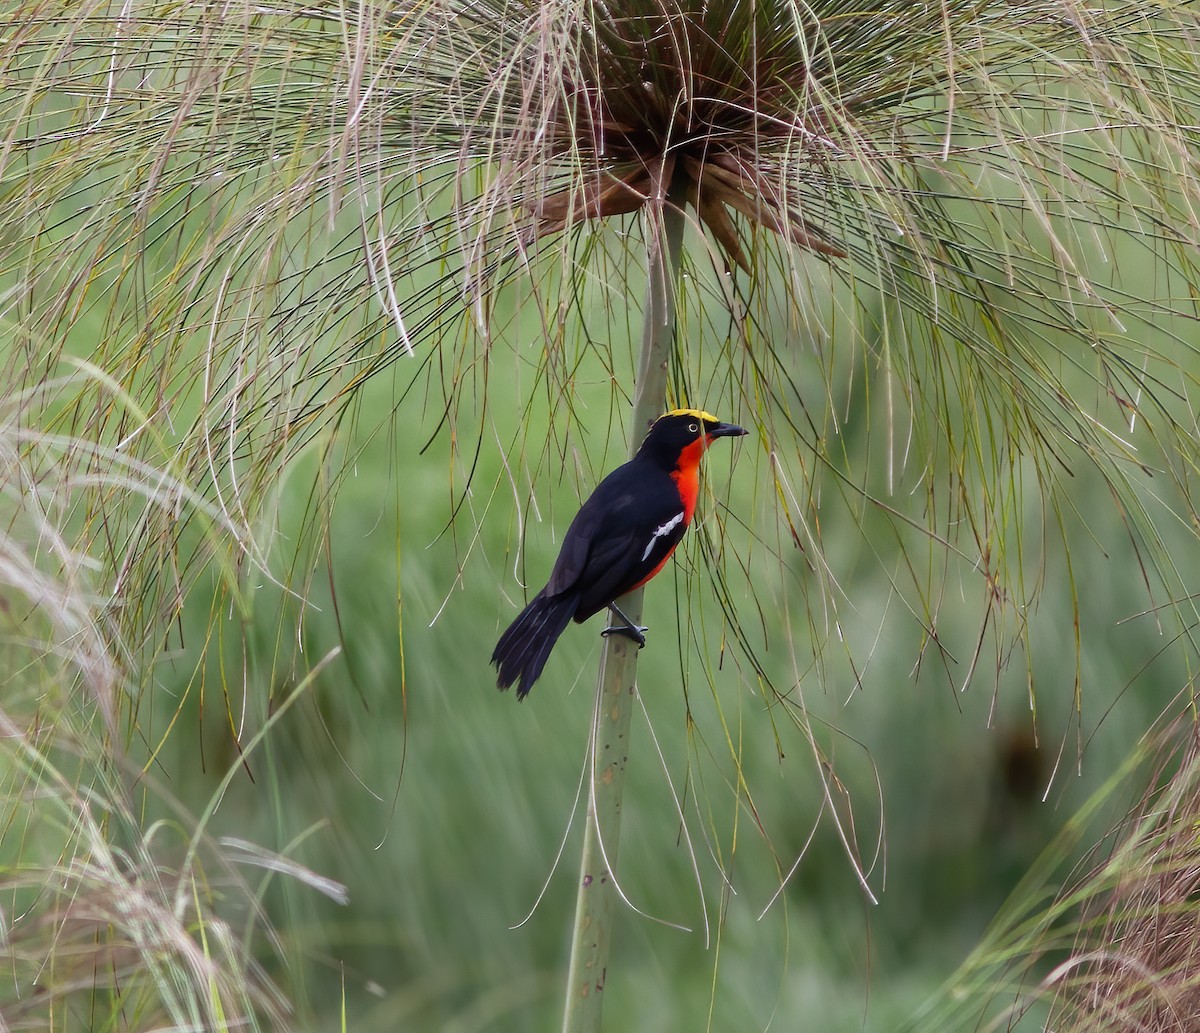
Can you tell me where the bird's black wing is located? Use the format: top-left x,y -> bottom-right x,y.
545,461 -> 687,620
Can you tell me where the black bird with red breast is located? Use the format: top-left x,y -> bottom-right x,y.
492,408 -> 747,699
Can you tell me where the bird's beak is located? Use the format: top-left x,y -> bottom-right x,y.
707,422 -> 748,439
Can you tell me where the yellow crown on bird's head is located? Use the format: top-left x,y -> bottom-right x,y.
661,407 -> 718,424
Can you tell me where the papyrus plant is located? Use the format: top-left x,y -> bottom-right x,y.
5,0 -> 1200,1028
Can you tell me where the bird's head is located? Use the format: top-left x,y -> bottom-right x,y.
638,408 -> 747,468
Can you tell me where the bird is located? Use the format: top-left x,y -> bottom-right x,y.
491,408 -> 747,699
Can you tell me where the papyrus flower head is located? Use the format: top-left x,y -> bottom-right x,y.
522,2 -> 852,268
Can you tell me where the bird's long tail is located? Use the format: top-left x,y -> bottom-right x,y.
491,589 -> 578,700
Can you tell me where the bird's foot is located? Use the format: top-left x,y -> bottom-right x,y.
601,602 -> 647,648
601,623 -> 647,648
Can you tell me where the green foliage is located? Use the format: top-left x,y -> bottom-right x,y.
4,0 -> 1200,1030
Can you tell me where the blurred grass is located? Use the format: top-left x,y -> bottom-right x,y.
130,339 -> 1187,1031
1,224 -> 1190,1029
5,4 -> 1200,1025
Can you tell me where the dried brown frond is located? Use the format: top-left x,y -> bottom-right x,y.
1046,726 -> 1200,1032
515,2 -> 856,267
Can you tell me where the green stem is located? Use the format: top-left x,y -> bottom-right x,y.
561,196 -> 687,1033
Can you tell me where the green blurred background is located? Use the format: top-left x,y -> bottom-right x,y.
4,5 -> 1198,1026
137,315 -> 1184,1032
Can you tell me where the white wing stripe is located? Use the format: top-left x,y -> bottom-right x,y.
641,511 -> 685,561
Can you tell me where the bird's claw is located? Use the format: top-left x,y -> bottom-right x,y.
603,601 -> 647,648
601,624 -> 647,649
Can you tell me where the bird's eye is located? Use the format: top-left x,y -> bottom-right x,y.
688,422 -> 699,433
